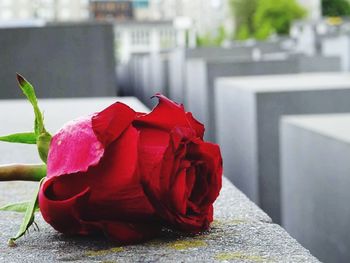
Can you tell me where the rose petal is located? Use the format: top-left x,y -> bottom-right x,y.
92,102 -> 136,146
87,125 -> 140,193
186,112 -> 205,138
39,177 -> 91,235
84,183 -> 156,222
102,221 -> 160,244
169,169 -> 187,215
134,94 -> 192,132
47,116 -> 105,178
142,172 -> 211,233
192,142 -> 223,205
138,127 -> 170,184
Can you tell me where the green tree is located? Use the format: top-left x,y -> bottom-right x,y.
196,25 -> 228,47
229,0 -> 306,40
235,24 -> 251,40
322,0 -> 350,16
229,0 -> 257,40
253,0 -> 306,39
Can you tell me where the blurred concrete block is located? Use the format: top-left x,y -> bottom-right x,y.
281,114 -> 350,263
0,22 -> 116,98
322,34 -> 350,71
128,53 -> 149,103
127,54 -> 144,96
142,52 -> 170,108
151,52 -> 170,95
168,47 -> 254,104
215,73 -> 350,223
186,55 -> 340,142
116,63 -> 131,96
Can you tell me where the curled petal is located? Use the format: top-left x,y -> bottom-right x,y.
134,94 -> 200,134
39,177 -> 91,235
185,112 -> 205,139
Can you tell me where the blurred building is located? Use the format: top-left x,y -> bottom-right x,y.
90,0 -> 134,21
88,1 -> 200,62
0,0 -> 89,22
133,0 -> 232,36
91,0 -> 232,36
115,20 -> 179,62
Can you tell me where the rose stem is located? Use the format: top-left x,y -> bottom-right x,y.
0,164 -> 46,181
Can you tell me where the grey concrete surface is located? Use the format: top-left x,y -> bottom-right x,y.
186,55 -> 340,142
281,114 -> 350,263
215,73 -> 350,223
0,22 -> 116,99
0,98 -> 319,262
0,178 -> 319,262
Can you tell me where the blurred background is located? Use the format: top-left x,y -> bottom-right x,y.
2,1 -> 350,262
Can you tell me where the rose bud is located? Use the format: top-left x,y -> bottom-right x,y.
39,102 -> 160,244
134,94 -> 223,233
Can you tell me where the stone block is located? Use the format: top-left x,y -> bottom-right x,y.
141,52 -> 170,108
215,73 -> 350,223
0,98 -> 319,262
168,47 -> 254,104
321,34 -> 350,71
186,55 -> 340,142
0,22 -> 116,99
281,114 -> 350,263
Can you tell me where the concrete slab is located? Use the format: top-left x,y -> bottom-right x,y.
168,47 -> 254,104
0,97 -> 319,262
0,178 -> 319,263
186,55 -> 340,141
0,22 -> 117,99
281,114 -> 350,263
215,73 -> 350,223
140,52 -> 170,109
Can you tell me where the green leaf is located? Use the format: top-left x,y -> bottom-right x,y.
8,178 -> 44,245
0,132 -> 36,144
0,201 -> 39,213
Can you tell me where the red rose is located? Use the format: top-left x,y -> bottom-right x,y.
39,102 -> 160,244
39,95 -> 223,243
134,95 -> 223,233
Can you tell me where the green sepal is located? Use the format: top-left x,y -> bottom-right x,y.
16,74 -> 46,136
16,74 -> 52,163
0,132 -> 36,144
37,133 -> 52,163
8,177 -> 44,246
0,201 -> 39,213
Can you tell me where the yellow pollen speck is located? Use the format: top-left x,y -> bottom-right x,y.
215,252 -> 271,262
167,240 -> 207,250
85,247 -> 124,257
